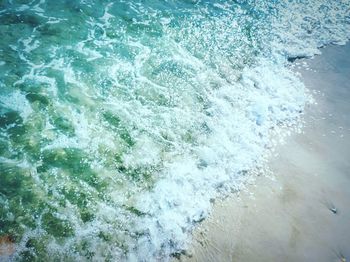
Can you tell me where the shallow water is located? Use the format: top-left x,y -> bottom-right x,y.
0,0 -> 349,261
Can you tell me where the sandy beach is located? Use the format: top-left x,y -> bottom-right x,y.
178,43 -> 350,262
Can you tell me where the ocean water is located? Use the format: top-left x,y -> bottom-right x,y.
0,0 -> 349,261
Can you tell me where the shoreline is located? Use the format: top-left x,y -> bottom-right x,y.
178,43 -> 350,262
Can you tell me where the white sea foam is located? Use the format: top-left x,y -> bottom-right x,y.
129,59 -> 310,260
0,91 -> 33,121
1,0 -> 349,261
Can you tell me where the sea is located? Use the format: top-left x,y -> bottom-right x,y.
0,0 -> 349,261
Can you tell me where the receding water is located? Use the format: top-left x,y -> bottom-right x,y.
0,0 -> 349,261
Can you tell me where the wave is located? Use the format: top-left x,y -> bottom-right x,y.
0,0 -> 349,261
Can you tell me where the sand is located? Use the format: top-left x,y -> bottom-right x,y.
178,43 -> 350,262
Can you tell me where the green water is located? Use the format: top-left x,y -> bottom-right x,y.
0,0 -> 349,260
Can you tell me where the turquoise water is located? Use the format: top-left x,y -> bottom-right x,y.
0,0 -> 349,261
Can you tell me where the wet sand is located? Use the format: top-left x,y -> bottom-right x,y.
179,43 -> 350,262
